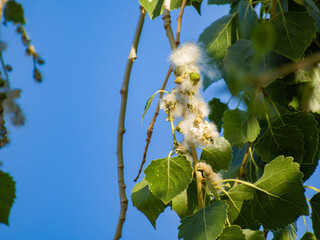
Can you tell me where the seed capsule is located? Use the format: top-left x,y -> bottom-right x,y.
174,76 -> 184,84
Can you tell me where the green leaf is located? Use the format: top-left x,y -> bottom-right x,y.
272,222 -> 297,240
141,90 -> 167,124
300,149 -> 320,181
265,80 -> 289,109
218,225 -> 245,240
198,14 -> 237,63
223,40 -> 266,94
171,180 -> 198,219
4,1 -> 25,24
238,0 -> 258,39
310,192 -> 320,238
303,0 -> 320,31
222,109 -> 261,144
271,12 -> 317,61
139,0 -> 203,19
255,124 -> 305,164
301,232 -> 317,240
208,0 -> 237,4
251,156 -> 309,230
274,112 -> 319,165
0,171 -> 16,225
243,229 -> 264,240
131,179 -> 167,228
208,98 -> 228,132
200,137 -> 232,172
223,184 -> 260,230
144,156 -> 193,204
178,201 -> 228,240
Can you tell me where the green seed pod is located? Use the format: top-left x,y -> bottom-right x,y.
190,72 -> 200,81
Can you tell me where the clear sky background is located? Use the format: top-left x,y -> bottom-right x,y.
0,0 -> 318,239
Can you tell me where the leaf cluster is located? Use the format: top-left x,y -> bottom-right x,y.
133,0 -> 320,238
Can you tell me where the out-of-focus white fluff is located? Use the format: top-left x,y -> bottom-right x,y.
169,43 -> 203,68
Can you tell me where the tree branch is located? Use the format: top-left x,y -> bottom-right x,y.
162,6 -> 177,51
133,67 -> 172,182
134,0 -> 189,182
114,6 -> 146,240
175,0 -> 188,46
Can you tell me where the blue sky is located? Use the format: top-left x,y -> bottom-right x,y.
0,0 -> 318,239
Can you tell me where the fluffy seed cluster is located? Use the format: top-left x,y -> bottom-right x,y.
160,43 -> 219,150
196,162 -> 224,191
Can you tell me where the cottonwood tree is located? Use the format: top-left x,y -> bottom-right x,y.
115,0 -> 320,239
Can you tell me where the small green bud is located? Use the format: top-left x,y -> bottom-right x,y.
190,72 -> 201,85
174,76 -> 184,84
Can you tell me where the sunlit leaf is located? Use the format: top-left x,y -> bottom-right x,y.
200,137 -> 232,172
243,229 -> 264,240
218,225 -> 245,240
222,109 -> 261,144
199,13 -> 237,63
178,201 -> 227,240
272,222 -> 297,240
301,232 -> 317,240
141,90 -> 167,124
251,156 -> 309,229
139,0 -> 203,19
145,156 -> 193,204
223,184 -> 260,230
131,179 -> 167,228
171,180 -> 198,219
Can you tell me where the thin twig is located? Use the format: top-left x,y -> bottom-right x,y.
135,0 -> 189,181
263,229 -> 269,239
134,67 -> 172,182
190,143 -> 204,209
162,7 -> 177,50
236,144 -> 250,182
175,0 -> 188,46
114,6 -> 146,240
